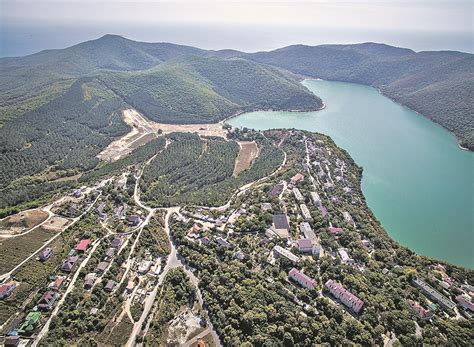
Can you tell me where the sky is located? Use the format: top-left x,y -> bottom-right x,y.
1,0 -> 473,56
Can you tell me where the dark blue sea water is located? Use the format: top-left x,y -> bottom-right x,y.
1,23 -> 472,57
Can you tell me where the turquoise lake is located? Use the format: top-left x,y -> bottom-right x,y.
229,79 -> 473,268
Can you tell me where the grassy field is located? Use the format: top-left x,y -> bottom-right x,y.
0,226 -> 57,274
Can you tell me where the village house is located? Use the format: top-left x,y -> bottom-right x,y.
138,259 -> 152,274
48,276 -> 65,291
216,237 -> 231,248
261,203 -> 272,211
297,239 -> 313,254
407,299 -> 433,320
338,248 -> 353,264
293,188 -> 304,202
342,211 -> 354,225
318,205 -> 328,219
271,214 -> 290,239
273,245 -> 300,264
111,235 -> 122,248
300,204 -> 313,222
288,268 -> 316,289
17,311 -> 41,335
84,273 -> 97,289
325,279 -> 364,314
200,236 -> 210,246
97,202 -> 107,220
329,227 -> 343,235
126,280 -> 136,294
291,173 -> 304,185
127,215 -> 141,226
96,261 -> 109,274
188,224 -> 201,239
38,247 -> 53,261
37,291 -> 59,310
104,247 -> 115,260
75,239 -> 91,252
61,255 -> 79,273
114,204 -> 128,220
270,182 -> 284,197
0,282 -> 16,299
235,251 -> 245,260
104,280 -> 116,292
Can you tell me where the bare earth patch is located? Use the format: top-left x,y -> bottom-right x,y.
0,209 -> 49,236
97,109 -> 227,162
97,109 -> 157,162
41,216 -> 71,232
151,122 -> 226,138
233,141 -> 259,176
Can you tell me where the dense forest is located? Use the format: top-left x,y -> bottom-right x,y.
140,132 -> 284,206
99,55 -> 322,124
0,78 -> 129,215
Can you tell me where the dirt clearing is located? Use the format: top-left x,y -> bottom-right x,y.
97,109 -> 227,163
97,109 -> 157,162
233,141 -> 259,176
151,122 -> 226,138
41,216 -> 71,232
0,209 -> 49,236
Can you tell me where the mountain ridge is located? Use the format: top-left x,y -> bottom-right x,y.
1,35 -> 472,149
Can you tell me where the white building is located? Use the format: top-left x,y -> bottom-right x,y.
338,248 -> 353,264
299,222 -> 316,241
310,192 -> 322,205
274,245 -> 300,264
300,204 -> 313,222
292,188 -> 304,202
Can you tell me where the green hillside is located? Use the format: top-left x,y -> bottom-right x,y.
239,43 -> 474,149
0,36 -> 322,213
100,56 -> 322,123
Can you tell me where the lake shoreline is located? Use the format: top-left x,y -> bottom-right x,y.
229,79 -> 473,269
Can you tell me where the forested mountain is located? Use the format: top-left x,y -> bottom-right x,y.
0,35 -> 472,214
100,56 -> 322,123
0,35 -> 322,214
235,43 -> 474,149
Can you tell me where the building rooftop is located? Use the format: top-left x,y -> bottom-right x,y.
273,214 -> 290,230
75,239 -> 91,251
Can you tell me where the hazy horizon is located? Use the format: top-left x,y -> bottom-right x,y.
1,0 -> 473,57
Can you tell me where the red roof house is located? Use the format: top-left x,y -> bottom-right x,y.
75,239 -> 91,252
329,227 -> 343,235
291,173 -> 304,184
289,268 -> 316,289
